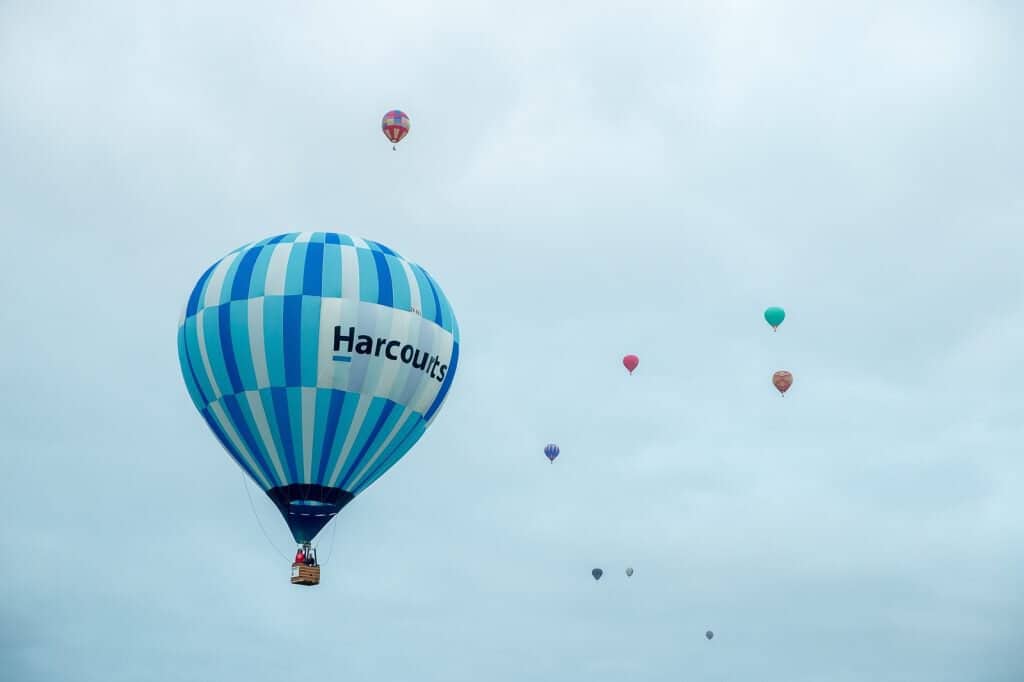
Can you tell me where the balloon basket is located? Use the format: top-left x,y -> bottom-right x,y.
291,564 -> 320,586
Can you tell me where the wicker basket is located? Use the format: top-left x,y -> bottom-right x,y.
291,564 -> 321,586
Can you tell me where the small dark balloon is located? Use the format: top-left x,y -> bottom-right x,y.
592,568 -> 603,580
705,630 -> 714,640
625,567 -> 634,577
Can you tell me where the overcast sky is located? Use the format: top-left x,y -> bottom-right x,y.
2,1 -> 1023,680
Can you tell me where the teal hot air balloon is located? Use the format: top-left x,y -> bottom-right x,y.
764,306 -> 786,331
177,232 -> 460,546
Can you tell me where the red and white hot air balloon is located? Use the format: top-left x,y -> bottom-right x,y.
382,109 -> 410,150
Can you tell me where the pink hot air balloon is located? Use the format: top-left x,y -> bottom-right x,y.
623,354 -> 639,374
772,370 -> 793,396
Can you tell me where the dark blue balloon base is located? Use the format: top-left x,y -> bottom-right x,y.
265,484 -> 354,543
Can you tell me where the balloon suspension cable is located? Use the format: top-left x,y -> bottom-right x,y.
320,515 -> 340,567
241,472 -> 290,563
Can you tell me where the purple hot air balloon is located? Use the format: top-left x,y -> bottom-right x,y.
544,443 -> 560,463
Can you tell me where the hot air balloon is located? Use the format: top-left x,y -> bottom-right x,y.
764,306 -> 785,331
543,443 -> 560,463
706,630 -> 714,640
592,568 -> 603,581
772,370 -> 793,396
382,109 -> 410,150
177,232 -> 459,585
622,354 -> 639,374
625,567 -> 634,577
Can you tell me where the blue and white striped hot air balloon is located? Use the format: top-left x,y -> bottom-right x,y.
177,232 -> 460,544
543,443 -> 559,463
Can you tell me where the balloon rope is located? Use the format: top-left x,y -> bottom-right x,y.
241,472 -> 290,563
319,517 -> 340,567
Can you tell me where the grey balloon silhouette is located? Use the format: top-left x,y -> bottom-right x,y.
625,567 -> 634,577
705,630 -> 714,640
592,568 -> 603,580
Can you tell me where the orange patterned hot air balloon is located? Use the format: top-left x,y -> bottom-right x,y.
772,370 -> 793,396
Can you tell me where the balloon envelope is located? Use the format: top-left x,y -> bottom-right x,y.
382,110 -> 410,145
592,568 -> 603,580
177,232 -> 460,543
543,443 -> 560,462
625,567 -> 634,577
772,370 -> 793,395
622,354 -> 639,374
764,306 -> 786,329
706,630 -> 714,640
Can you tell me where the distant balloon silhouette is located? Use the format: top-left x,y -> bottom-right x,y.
543,443 -> 559,463
764,306 -> 786,331
625,567 -> 634,577
622,354 -> 639,374
592,568 -> 603,581
772,370 -> 793,396
706,630 -> 714,640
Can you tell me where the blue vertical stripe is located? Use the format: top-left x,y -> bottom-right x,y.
217,304 -> 244,394
408,264 -> 438,324
324,233 -> 340,245
228,300 -> 257,389
321,244 -> 342,298
270,387 -> 299,482
300,296 -> 321,387
285,243 -> 308,295
316,390 -> 347,484
385,255 -> 410,311
230,246 -> 263,301
356,248 -> 379,304
257,388 -> 288,478
420,268 -> 455,335
311,389 -> 332,486
177,326 -> 209,408
412,264 -> 444,328
321,390 -> 360,483
248,245 -> 275,298
370,249 -> 394,307
262,296 -> 286,386
218,251 -> 246,306
285,386 -> 305,481
303,242 -> 324,296
201,307 -> 233,397
282,295 -> 302,386
183,317 -> 216,402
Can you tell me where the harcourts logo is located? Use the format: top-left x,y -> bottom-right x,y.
332,326 -> 449,382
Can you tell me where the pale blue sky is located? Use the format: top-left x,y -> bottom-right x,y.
2,2 -> 1023,680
